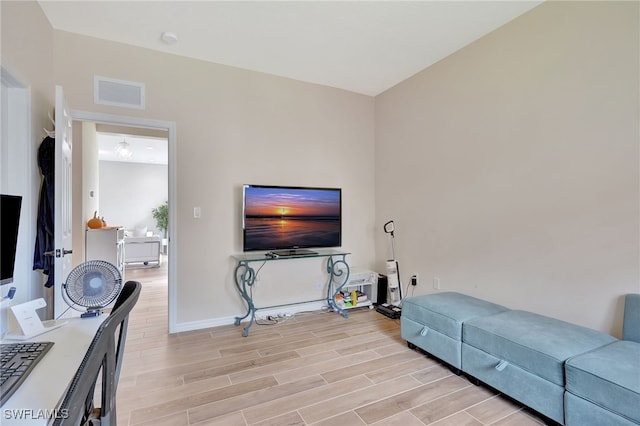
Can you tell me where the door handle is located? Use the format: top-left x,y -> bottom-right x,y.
43,250 -> 56,257
62,249 -> 72,256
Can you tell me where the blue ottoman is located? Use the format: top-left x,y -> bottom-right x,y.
401,292 -> 509,369
565,340 -> 640,425
462,310 -> 617,424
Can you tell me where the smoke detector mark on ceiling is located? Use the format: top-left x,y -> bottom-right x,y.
161,32 -> 178,44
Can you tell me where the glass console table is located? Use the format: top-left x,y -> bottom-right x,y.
232,249 -> 351,337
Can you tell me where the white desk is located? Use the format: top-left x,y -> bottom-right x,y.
1,317 -> 103,425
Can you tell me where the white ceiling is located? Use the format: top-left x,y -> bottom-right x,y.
98,133 -> 168,165
38,0 -> 543,96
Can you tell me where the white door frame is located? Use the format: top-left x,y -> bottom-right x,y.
71,110 -> 178,333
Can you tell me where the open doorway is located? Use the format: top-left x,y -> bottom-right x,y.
99,127 -> 170,331
95,125 -> 168,265
72,111 -> 177,332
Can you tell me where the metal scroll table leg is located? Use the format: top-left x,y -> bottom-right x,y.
233,261 -> 256,337
326,254 -> 350,318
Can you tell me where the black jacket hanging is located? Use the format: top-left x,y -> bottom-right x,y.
33,136 -> 55,288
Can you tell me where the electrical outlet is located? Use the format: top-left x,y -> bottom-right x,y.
411,274 -> 418,286
433,277 -> 441,290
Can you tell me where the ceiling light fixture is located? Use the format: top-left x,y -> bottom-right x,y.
161,31 -> 178,44
116,139 -> 133,160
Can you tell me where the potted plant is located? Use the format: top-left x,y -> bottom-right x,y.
152,201 -> 168,238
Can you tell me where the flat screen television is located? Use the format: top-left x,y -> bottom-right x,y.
242,185 -> 342,255
1,194 -> 22,286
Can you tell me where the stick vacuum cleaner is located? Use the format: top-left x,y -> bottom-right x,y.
376,220 -> 403,319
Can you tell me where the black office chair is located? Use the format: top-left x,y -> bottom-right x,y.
53,281 -> 142,426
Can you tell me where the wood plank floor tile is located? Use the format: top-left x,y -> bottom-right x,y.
128,411 -> 189,426
187,375 -> 327,424
184,350 -> 301,384
129,349 -> 261,381
354,375 -> 471,424
274,349 -> 380,384
296,331 -> 393,357
364,356 -> 439,384
229,350 -> 338,384
490,410 -> 546,426
190,411 -> 247,426
429,411 -> 483,426
251,411 -> 306,426
333,335 -> 401,356
242,375 -> 373,424
298,375 -> 422,424
129,376 -> 278,424
218,331 -> 345,357
410,363 -> 455,385
310,410 -> 366,426
373,337 -> 408,356
258,332 -> 352,357
117,375 -> 232,416
465,395 -> 522,425
320,350 -> 422,383
410,384 -> 497,425
370,410 -> 433,426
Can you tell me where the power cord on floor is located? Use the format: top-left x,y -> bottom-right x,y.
255,307 -> 334,326
256,312 -> 294,326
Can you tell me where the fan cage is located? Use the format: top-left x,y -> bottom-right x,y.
65,260 -> 122,309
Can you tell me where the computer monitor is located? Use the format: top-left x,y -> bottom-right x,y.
1,194 -> 22,286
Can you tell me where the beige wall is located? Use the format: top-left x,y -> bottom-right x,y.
51,30 -> 376,327
1,1 -> 55,306
375,1 -> 639,336
0,0 -> 54,170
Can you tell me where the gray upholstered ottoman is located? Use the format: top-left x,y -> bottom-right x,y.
565,340 -> 640,425
462,310 -> 617,424
401,292 -> 509,369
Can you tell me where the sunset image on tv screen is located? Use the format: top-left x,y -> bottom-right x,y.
243,186 -> 341,251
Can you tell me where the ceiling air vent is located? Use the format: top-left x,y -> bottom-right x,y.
94,76 -> 145,109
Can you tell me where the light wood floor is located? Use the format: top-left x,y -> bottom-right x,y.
116,262 -> 548,426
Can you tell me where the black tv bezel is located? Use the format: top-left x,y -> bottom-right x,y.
1,194 -> 22,286
242,184 -> 342,252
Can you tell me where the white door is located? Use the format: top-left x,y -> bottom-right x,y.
53,85 -> 73,318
